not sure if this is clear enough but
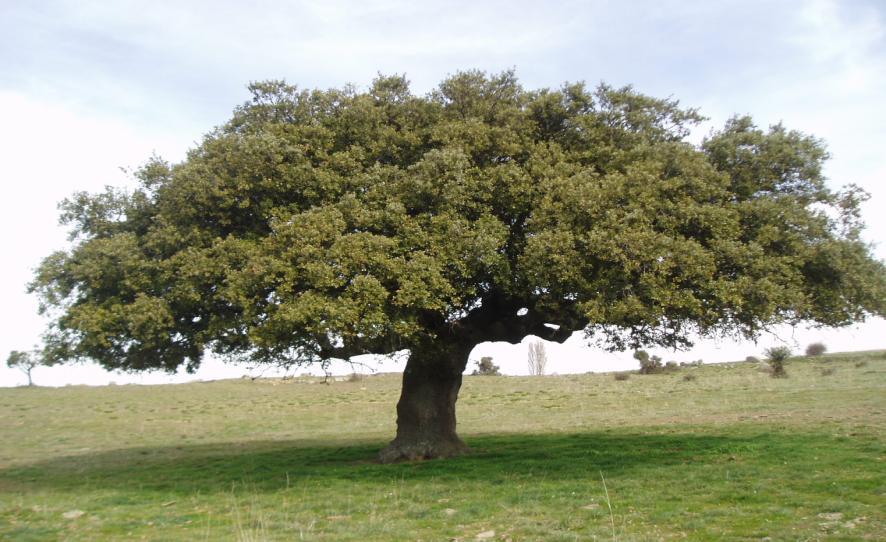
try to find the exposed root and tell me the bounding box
[377,436,470,463]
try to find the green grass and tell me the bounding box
[1,351,884,541]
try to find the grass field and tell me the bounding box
[1,351,884,541]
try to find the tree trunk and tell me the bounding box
[378,346,470,462]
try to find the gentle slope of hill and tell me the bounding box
[1,351,884,540]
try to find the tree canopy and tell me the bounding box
[30,71,886,459]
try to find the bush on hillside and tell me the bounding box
[764,346,792,378]
[472,357,501,376]
[634,350,663,374]
[805,342,827,356]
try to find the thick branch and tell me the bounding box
[456,293,584,345]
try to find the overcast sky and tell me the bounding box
[2,0,884,386]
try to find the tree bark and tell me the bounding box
[378,345,471,462]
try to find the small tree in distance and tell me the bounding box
[6,350,41,386]
[471,356,501,376]
[527,341,548,376]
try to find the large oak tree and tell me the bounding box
[31,72,885,461]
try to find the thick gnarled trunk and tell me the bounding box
[378,347,470,463]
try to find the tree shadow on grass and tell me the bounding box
[0,430,813,496]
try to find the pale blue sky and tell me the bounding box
[4,1,884,130]
[2,0,884,385]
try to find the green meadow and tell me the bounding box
[1,351,884,541]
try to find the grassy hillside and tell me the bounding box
[1,351,884,541]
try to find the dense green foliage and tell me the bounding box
[30,71,885,373]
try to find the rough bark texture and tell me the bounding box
[378,347,471,462]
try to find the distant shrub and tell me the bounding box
[805,342,827,357]
[347,372,364,382]
[664,361,679,372]
[614,372,630,381]
[820,367,835,377]
[746,356,760,363]
[854,360,868,368]
[472,356,501,376]
[764,346,792,378]
[682,373,697,382]
[765,346,792,362]
[634,350,663,374]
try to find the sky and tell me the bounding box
[1,0,884,386]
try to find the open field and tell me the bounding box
[1,351,884,541]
